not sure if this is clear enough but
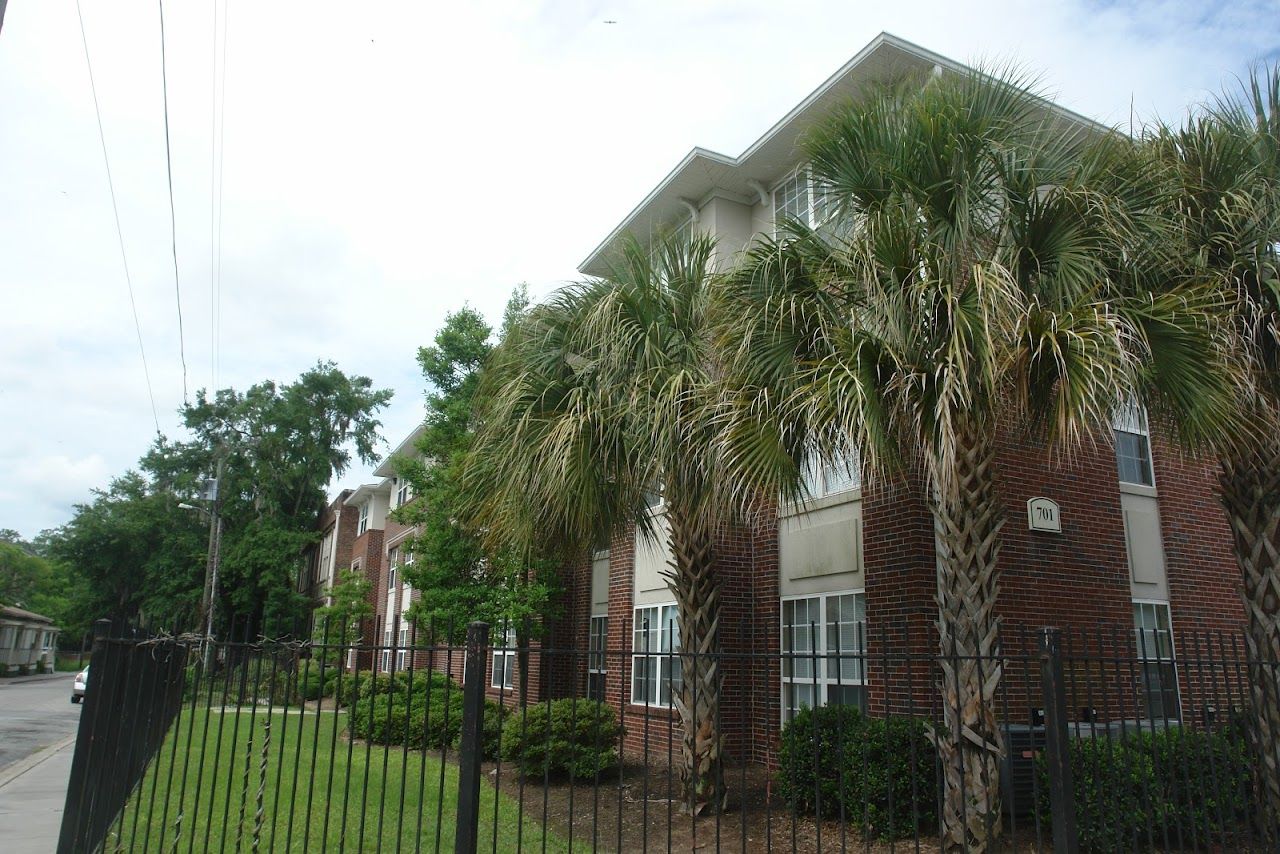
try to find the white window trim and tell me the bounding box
[780,589,868,725]
[358,502,370,536]
[395,478,412,509]
[1112,400,1157,489]
[588,615,608,675]
[396,628,408,671]
[630,603,680,707]
[380,627,392,673]
[772,167,830,234]
[491,626,516,690]
[1132,599,1183,720]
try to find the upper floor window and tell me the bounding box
[395,478,412,508]
[1113,400,1155,487]
[358,501,370,535]
[387,547,398,592]
[773,169,830,234]
[801,450,861,499]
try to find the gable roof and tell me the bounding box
[578,32,1107,277]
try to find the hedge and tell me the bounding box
[1036,725,1252,852]
[777,706,936,840]
[499,699,621,778]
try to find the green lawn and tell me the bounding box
[109,707,569,853]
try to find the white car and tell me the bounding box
[71,666,88,703]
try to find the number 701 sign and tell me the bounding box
[1027,497,1061,533]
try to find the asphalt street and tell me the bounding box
[0,674,81,770]
[0,674,81,852]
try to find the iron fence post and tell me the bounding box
[455,621,489,854]
[56,618,111,854]
[1039,626,1078,854]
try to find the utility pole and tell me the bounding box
[199,455,225,668]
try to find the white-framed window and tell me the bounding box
[631,604,680,706]
[1133,600,1181,721]
[358,501,370,535]
[380,627,392,673]
[588,615,608,701]
[41,631,53,651]
[1113,400,1155,487]
[491,626,516,690]
[0,626,14,649]
[802,450,861,499]
[387,546,398,594]
[781,590,867,723]
[401,550,412,600]
[396,628,408,671]
[773,168,831,234]
[395,478,412,508]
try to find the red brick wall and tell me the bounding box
[555,427,1245,763]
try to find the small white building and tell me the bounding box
[0,605,59,674]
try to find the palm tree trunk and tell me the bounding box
[664,504,727,816]
[931,427,1005,853]
[1220,436,1280,841]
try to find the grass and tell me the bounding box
[109,706,570,853]
[55,655,86,672]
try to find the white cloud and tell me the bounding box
[1,0,1276,536]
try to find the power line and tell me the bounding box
[214,0,231,391]
[75,0,162,437]
[210,0,217,392]
[157,0,188,406]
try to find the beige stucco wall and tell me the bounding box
[591,551,610,616]
[1122,488,1169,601]
[633,512,674,606]
[779,497,865,597]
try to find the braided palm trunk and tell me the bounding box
[931,427,1005,853]
[664,503,728,816]
[1219,433,1280,842]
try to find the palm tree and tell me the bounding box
[715,68,1229,851]
[465,232,754,815]
[1145,67,1280,834]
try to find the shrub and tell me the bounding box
[776,706,936,840]
[348,685,466,750]
[451,699,510,760]
[1036,726,1251,852]
[356,669,454,701]
[499,699,621,778]
[297,660,339,700]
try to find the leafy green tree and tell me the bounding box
[716,69,1229,850]
[315,566,374,644]
[143,362,392,638]
[395,292,559,643]
[45,472,207,629]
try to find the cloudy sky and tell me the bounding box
[1,0,1276,537]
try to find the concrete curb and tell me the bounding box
[0,733,76,790]
[0,672,74,687]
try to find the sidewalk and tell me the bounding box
[0,734,75,853]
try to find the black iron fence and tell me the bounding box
[58,616,1280,852]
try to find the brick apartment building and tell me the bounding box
[309,34,1247,766]
[535,33,1245,760]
